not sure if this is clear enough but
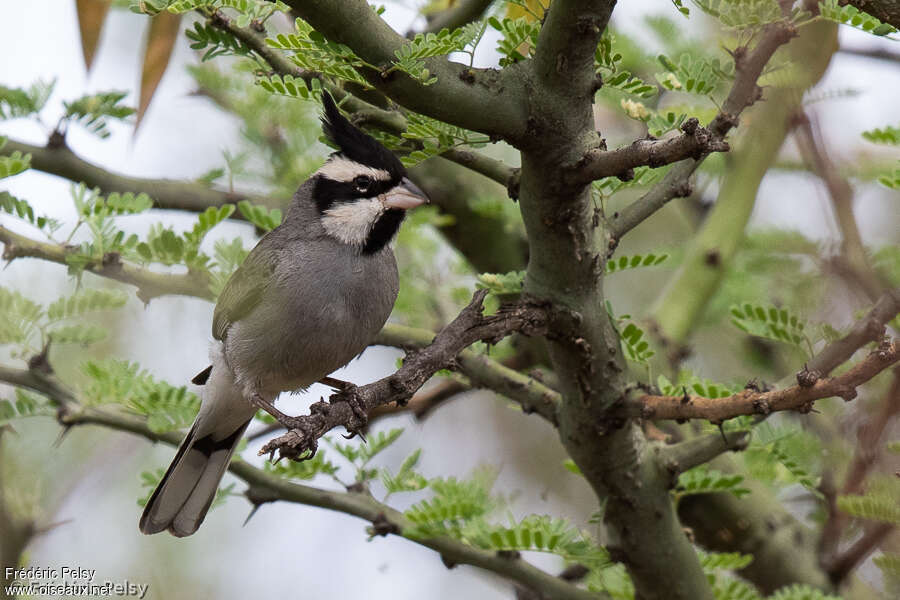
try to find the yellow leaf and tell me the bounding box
[506,0,548,22]
[136,12,181,133]
[76,0,112,72]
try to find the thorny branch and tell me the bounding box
[0,137,270,215]
[627,338,899,422]
[0,225,213,303]
[0,365,601,600]
[259,290,550,460]
[610,21,798,238]
[206,8,518,190]
[568,119,730,186]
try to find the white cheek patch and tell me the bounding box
[321,197,385,248]
[315,156,392,184]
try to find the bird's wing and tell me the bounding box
[212,237,278,341]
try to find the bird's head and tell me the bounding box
[312,92,428,254]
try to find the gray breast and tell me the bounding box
[224,238,398,397]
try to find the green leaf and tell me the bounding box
[404,469,496,538]
[393,27,480,85]
[676,466,750,499]
[47,323,108,345]
[0,192,60,233]
[381,449,428,494]
[0,389,54,425]
[586,563,635,600]
[767,584,842,600]
[729,303,810,353]
[691,0,784,29]
[606,253,669,274]
[82,359,200,432]
[399,111,490,167]
[0,150,31,179]
[265,450,340,480]
[475,270,525,297]
[819,0,898,37]
[256,73,322,100]
[46,289,128,321]
[488,16,540,66]
[711,576,761,600]
[656,52,733,95]
[265,19,372,88]
[0,79,55,120]
[0,287,44,346]
[836,494,900,525]
[358,427,404,464]
[64,91,135,138]
[468,515,610,568]
[698,550,754,572]
[862,125,900,145]
[620,321,656,364]
[593,165,667,198]
[237,200,282,232]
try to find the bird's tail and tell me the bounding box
[139,360,255,537]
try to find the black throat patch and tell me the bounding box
[362,208,405,255]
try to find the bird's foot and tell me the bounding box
[328,383,368,440]
[259,418,319,463]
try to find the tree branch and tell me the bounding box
[421,0,495,34]
[283,0,529,142]
[0,364,601,600]
[660,430,750,474]
[807,288,900,376]
[531,1,614,98]
[819,366,900,574]
[259,291,550,459]
[0,137,271,214]
[824,522,895,584]
[627,339,899,421]
[610,22,798,238]
[794,112,886,301]
[207,7,518,189]
[0,225,212,302]
[374,323,561,425]
[566,119,729,186]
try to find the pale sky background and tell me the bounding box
[0,2,898,599]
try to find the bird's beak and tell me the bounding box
[381,177,429,210]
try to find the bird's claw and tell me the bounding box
[330,383,368,439]
[259,418,319,462]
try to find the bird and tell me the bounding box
[139,92,428,537]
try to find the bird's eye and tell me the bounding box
[354,175,373,192]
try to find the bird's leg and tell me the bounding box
[248,393,300,430]
[319,375,354,391]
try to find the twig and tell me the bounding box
[0,138,270,215]
[259,291,551,460]
[825,522,895,584]
[807,288,900,376]
[610,21,797,238]
[819,366,900,567]
[793,112,885,300]
[207,8,518,189]
[567,119,730,186]
[660,430,751,474]
[627,339,899,421]
[0,225,212,303]
[0,364,599,600]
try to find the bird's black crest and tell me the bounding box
[320,92,405,179]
